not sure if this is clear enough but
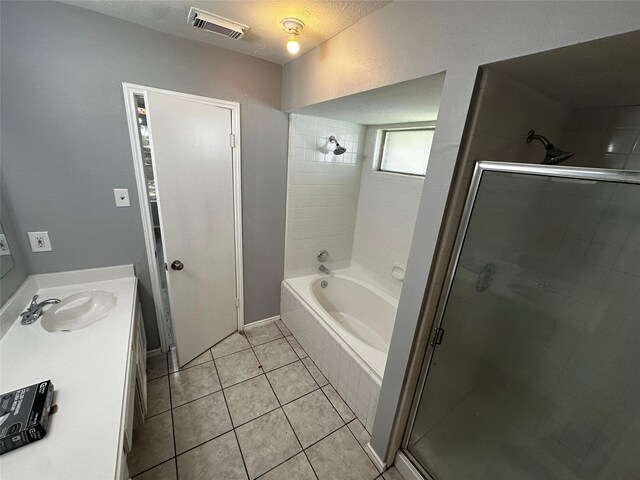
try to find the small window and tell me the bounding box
[377,128,434,176]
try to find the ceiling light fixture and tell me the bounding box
[281,18,304,54]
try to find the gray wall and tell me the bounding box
[282,0,640,463]
[0,1,288,348]
[0,182,32,306]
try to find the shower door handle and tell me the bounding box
[171,260,184,271]
[430,327,445,347]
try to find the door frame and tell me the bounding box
[122,83,245,352]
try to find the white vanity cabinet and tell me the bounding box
[118,299,148,480]
[0,266,144,479]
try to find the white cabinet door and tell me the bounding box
[145,91,238,366]
[134,302,147,416]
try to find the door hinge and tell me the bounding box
[230,134,236,148]
[235,297,240,308]
[430,327,445,347]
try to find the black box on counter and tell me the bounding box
[0,380,54,455]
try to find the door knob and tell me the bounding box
[171,260,184,271]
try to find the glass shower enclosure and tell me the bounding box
[404,162,640,480]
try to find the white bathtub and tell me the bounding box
[286,273,396,378]
[281,270,398,431]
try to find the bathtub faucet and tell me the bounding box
[319,265,330,275]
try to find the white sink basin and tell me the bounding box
[41,290,117,332]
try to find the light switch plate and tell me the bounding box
[114,188,131,207]
[28,231,52,252]
[0,233,11,256]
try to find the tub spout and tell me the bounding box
[319,265,330,275]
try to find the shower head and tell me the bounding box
[543,148,574,165]
[526,130,574,165]
[329,136,347,155]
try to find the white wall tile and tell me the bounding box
[350,123,426,296]
[284,114,365,278]
[560,105,640,170]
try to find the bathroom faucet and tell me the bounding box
[319,265,330,275]
[20,295,61,325]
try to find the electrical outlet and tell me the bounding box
[28,231,52,252]
[0,234,11,256]
[113,188,131,207]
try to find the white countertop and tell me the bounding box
[0,266,137,480]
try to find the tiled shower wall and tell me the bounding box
[413,75,640,477]
[351,124,426,297]
[466,69,569,165]
[560,105,640,170]
[428,72,640,436]
[418,172,640,479]
[284,114,365,278]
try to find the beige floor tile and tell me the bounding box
[215,349,262,388]
[258,452,315,480]
[347,419,371,447]
[382,466,404,480]
[168,348,212,373]
[254,337,298,372]
[286,336,308,358]
[146,376,171,418]
[323,384,356,423]
[173,392,232,454]
[306,426,379,480]
[266,361,318,404]
[245,322,283,346]
[169,361,221,407]
[132,459,176,480]
[177,431,247,480]
[236,409,301,479]
[301,356,328,387]
[127,411,175,476]
[211,332,251,359]
[283,390,344,448]
[146,354,168,380]
[275,319,292,336]
[224,375,280,427]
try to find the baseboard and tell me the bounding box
[146,348,163,358]
[365,442,387,473]
[394,450,427,480]
[243,315,280,330]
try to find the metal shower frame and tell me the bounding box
[399,161,640,480]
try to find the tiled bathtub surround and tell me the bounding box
[281,282,381,433]
[352,123,427,297]
[284,114,365,278]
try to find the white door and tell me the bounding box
[145,91,238,367]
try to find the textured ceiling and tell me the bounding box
[61,0,390,65]
[294,72,446,125]
[488,30,640,108]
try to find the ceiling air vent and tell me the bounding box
[188,7,248,40]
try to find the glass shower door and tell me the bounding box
[405,163,640,480]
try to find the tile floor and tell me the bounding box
[129,319,403,480]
